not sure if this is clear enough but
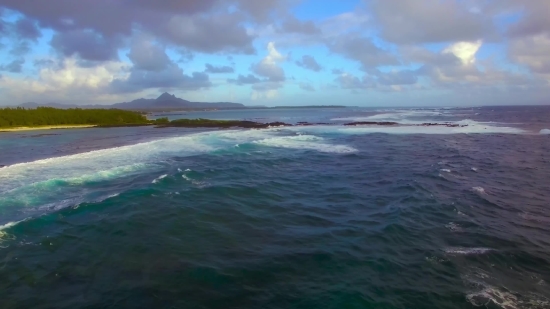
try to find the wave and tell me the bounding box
[466,285,549,309]
[472,187,486,194]
[253,135,357,153]
[332,110,447,122]
[0,220,23,231]
[152,174,168,184]
[444,247,493,255]
[540,129,550,134]
[337,120,525,135]
[0,128,358,226]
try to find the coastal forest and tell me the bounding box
[0,107,149,128]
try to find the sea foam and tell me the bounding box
[472,187,486,194]
[253,135,357,153]
[444,247,493,255]
[152,174,168,184]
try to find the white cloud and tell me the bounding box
[251,42,286,81]
[443,40,482,65]
[0,57,130,104]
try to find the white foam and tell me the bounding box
[0,220,25,243]
[445,222,462,232]
[253,135,357,153]
[471,167,478,172]
[0,220,22,231]
[332,110,446,122]
[440,169,451,173]
[152,174,168,184]
[472,187,486,194]
[0,128,361,226]
[466,286,549,309]
[338,121,525,135]
[467,287,519,309]
[540,129,550,134]
[0,133,215,193]
[444,247,493,255]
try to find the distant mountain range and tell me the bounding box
[19,93,246,111]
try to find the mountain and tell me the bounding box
[17,93,245,111]
[111,92,244,110]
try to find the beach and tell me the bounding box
[0,124,97,132]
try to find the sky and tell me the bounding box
[0,0,549,107]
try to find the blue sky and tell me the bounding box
[0,0,549,106]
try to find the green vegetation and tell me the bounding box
[153,117,170,124]
[0,107,150,128]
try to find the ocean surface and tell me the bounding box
[1,106,550,309]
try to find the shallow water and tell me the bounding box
[1,106,550,308]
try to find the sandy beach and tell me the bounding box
[0,125,97,132]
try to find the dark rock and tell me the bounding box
[156,119,292,129]
[344,121,398,126]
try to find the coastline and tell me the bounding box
[0,124,97,132]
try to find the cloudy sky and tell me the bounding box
[0,0,549,106]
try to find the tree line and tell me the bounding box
[0,107,150,128]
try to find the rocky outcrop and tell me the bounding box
[344,121,398,126]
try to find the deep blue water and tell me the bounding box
[1,106,550,308]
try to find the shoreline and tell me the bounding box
[0,124,97,132]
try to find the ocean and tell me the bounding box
[1,106,550,309]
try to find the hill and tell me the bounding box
[18,93,245,111]
[112,93,245,110]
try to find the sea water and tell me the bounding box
[1,106,550,308]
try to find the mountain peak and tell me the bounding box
[157,92,176,100]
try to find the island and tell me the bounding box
[0,107,471,132]
[0,107,151,131]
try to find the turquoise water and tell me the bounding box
[1,107,550,308]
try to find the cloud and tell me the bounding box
[205,63,234,73]
[9,41,31,55]
[250,80,284,101]
[33,58,56,68]
[14,17,41,41]
[299,82,315,91]
[111,67,211,93]
[1,0,257,56]
[251,42,286,82]
[375,70,418,86]
[0,57,129,104]
[235,0,298,22]
[509,34,550,74]
[443,41,482,65]
[368,0,495,44]
[280,16,321,35]
[410,41,538,90]
[227,74,262,85]
[162,13,255,54]
[51,29,121,61]
[335,72,373,89]
[320,11,370,38]
[127,36,171,72]
[296,55,322,72]
[505,1,550,38]
[334,69,417,90]
[329,35,399,70]
[0,58,25,73]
